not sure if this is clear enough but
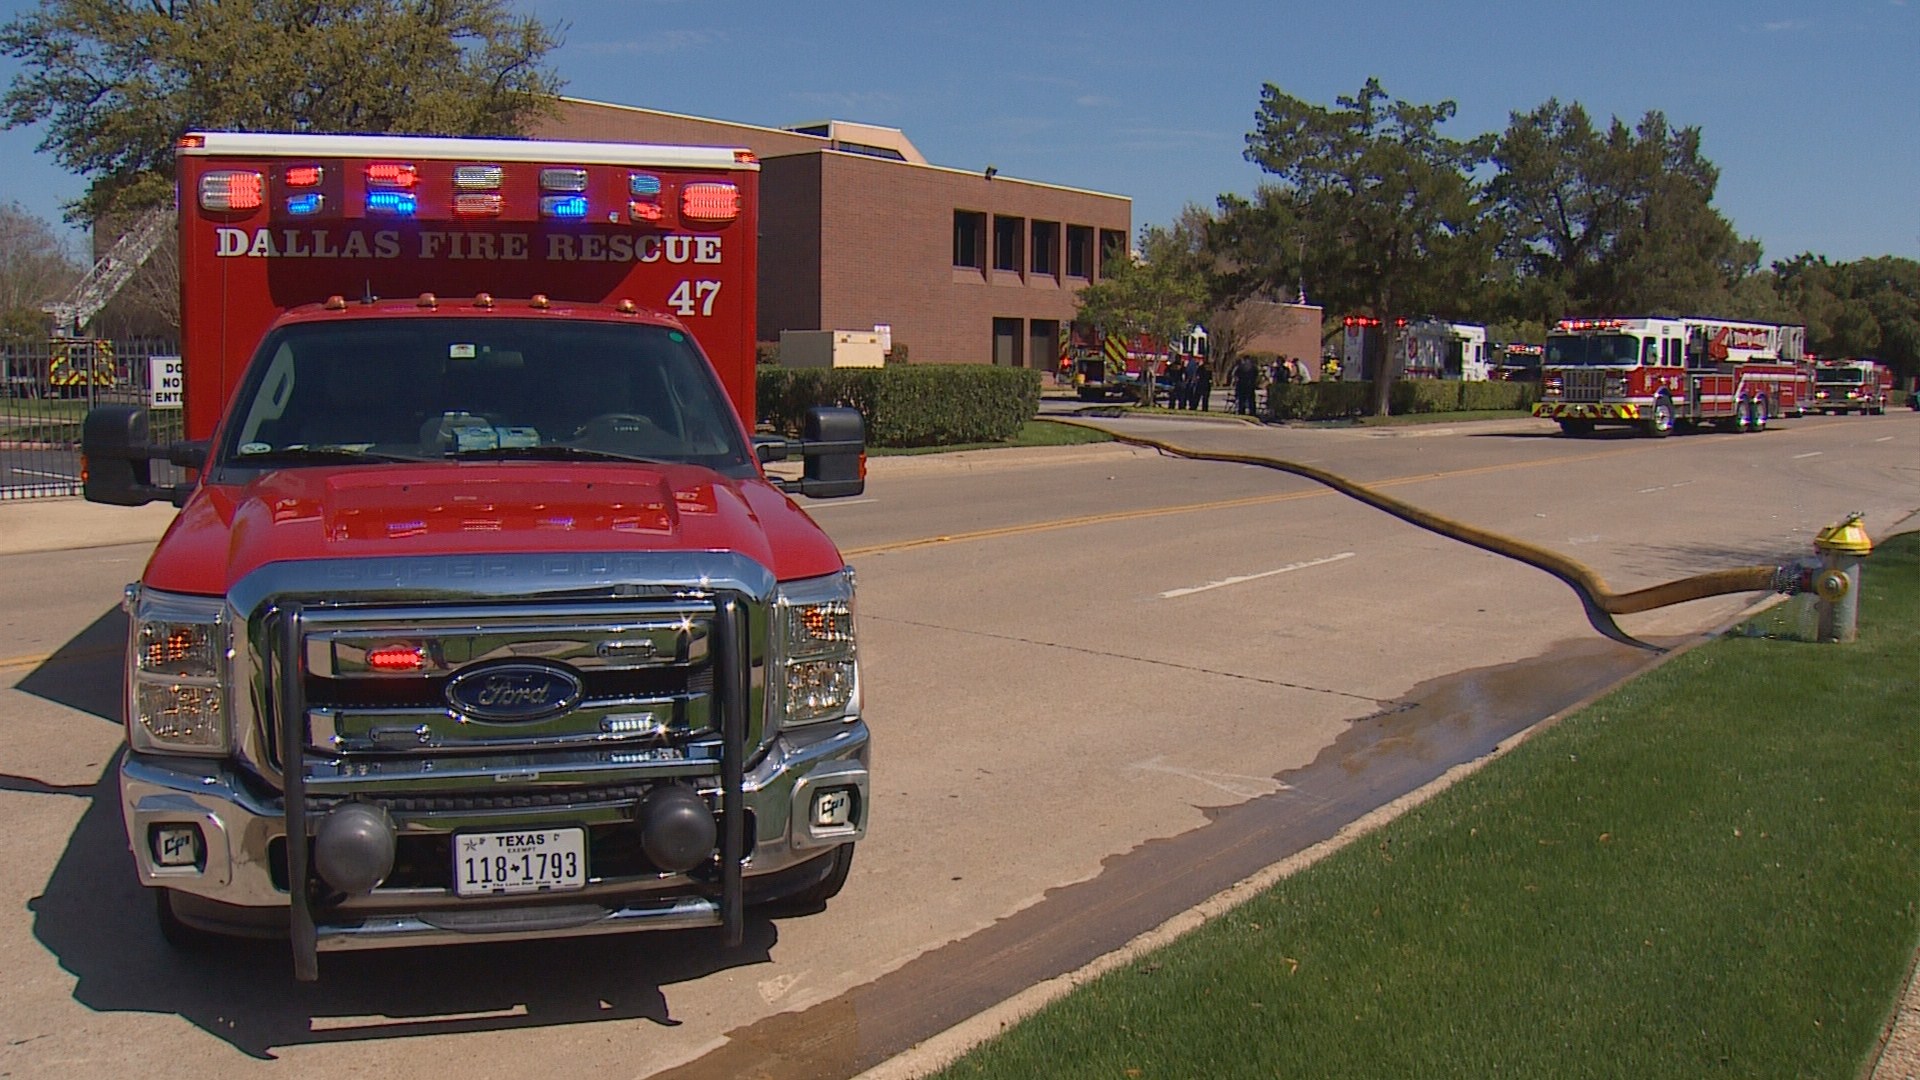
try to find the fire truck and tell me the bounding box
[1532,316,1811,437]
[78,132,871,980]
[1809,357,1893,415]
[1070,323,1203,403]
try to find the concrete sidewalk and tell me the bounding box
[0,496,180,558]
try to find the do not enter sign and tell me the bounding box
[149,355,182,409]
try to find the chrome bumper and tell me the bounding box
[121,718,869,949]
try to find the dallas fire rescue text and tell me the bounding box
[214,226,726,264]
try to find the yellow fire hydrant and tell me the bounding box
[1812,513,1872,643]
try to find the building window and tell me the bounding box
[1030,319,1060,373]
[993,215,1024,273]
[1066,225,1093,279]
[1031,220,1059,278]
[954,211,986,270]
[1098,229,1128,279]
[993,317,1024,367]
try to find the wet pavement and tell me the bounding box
[651,636,1669,1079]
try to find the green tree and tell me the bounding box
[1,0,564,223]
[1775,254,1920,383]
[1236,77,1492,414]
[0,202,81,343]
[1073,224,1208,405]
[1487,100,1757,324]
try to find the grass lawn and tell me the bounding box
[937,531,1920,1079]
[870,418,1112,456]
[0,397,88,441]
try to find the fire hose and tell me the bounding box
[1049,418,1797,652]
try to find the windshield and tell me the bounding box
[1816,368,1865,384]
[1544,333,1642,367]
[214,318,753,477]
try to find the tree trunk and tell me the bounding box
[1373,323,1402,417]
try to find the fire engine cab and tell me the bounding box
[1532,316,1810,437]
[1810,357,1893,415]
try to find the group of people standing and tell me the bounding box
[1160,354,1322,416]
[1162,354,1214,410]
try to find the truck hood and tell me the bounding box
[141,463,847,597]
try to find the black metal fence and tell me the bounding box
[0,338,185,500]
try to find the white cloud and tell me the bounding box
[1759,18,1809,30]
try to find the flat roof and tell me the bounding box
[557,96,1129,204]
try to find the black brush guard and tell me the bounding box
[274,594,751,982]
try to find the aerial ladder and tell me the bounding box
[40,208,168,391]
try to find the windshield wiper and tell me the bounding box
[448,445,673,465]
[230,446,432,465]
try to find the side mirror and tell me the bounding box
[81,405,158,506]
[779,406,865,499]
[81,405,199,507]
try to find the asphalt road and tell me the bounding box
[2,411,1916,1078]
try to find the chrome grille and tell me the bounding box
[1562,369,1606,403]
[294,603,717,762]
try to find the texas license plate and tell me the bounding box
[454,828,587,897]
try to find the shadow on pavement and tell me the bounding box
[20,621,782,1061]
[14,605,129,724]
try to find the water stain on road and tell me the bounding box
[652,635,1679,1080]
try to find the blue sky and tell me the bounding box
[2,0,1915,267]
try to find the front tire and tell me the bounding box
[771,845,855,910]
[1643,397,1674,438]
[153,888,222,951]
[1558,419,1594,437]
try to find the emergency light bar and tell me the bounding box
[453,164,503,191]
[365,162,418,189]
[1557,318,1628,331]
[540,167,589,192]
[453,193,504,218]
[366,191,417,217]
[199,171,264,212]
[682,182,740,224]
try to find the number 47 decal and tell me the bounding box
[668,280,721,317]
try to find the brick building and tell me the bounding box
[533,98,1132,369]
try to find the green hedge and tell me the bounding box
[1266,379,1540,420]
[758,364,1040,447]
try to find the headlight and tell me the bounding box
[127,588,231,754]
[772,568,858,729]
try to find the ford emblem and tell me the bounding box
[444,661,583,723]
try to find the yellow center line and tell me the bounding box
[0,645,121,673]
[842,444,1645,558]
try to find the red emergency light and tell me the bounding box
[198,171,263,212]
[453,193,504,218]
[682,182,741,224]
[284,165,323,188]
[1557,318,1628,331]
[366,645,425,673]
[365,162,418,189]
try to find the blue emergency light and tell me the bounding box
[366,191,417,216]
